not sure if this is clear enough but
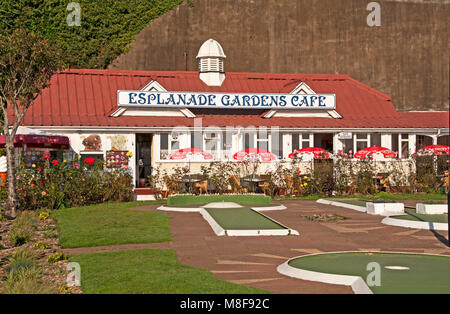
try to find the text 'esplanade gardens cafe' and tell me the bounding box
[20,39,449,190]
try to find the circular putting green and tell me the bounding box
[287,252,450,294]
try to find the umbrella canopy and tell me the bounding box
[233,148,277,162]
[289,147,331,159]
[0,127,69,149]
[416,145,450,156]
[353,146,397,159]
[169,148,214,161]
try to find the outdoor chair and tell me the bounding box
[441,171,449,193]
[194,179,208,195]
[283,174,295,195]
[258,179,270,195]
[229,175,248,194]
[346,174,358,195]
[164,176,181,196]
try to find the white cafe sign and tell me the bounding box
[117,91,336,110]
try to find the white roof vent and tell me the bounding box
[196,39,226,86]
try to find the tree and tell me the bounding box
[0,28,63,217]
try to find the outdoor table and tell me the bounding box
[243,177,265,193]
[181,176,201,193]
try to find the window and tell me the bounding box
[391,134,410,158]
[204,131,220,159]
[159,133,180,160]
[243,131,256,149]
[271,133,283,159]
[191,132,203,150]
[222,131,233,160]
[371,134,381,147]
[256,131,269,151]
[400,134,409,158]
[417,135,433,150]
[292,133,312,150]
[355,133,369,151]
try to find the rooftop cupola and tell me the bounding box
[196,39,226,86]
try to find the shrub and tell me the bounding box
[8,211,36,247]
[1,267,57,294]
[32,241,49,251]
[47,252,66,264]
[7,248,38,275]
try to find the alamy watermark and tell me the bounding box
[67,2,81,27]
[366,2,381,27]
[66,262,81,287]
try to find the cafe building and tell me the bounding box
[20,39,449,194]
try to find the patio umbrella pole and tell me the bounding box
[448,191,449,247]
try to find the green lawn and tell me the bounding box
[205,207,286,230]
[70,249,268,294]
[167,194,272,205]
[52,201,171,248]
[288,252,450,294]
[391,208,448,224]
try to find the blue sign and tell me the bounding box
[117,91,336,110]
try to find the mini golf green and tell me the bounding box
[391,208,448,224]
[288,252,450,294]
[205,207,286,230]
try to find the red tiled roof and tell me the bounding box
[19,69,449,129]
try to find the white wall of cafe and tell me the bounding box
[26,126,449,187]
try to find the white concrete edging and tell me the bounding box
[366,202,404,216]
[157,205,201,212]
[251,205,287,211]
[277,260,372,294]
[382,217,448,231]
[416,203,448,215]
[317,199,366,212]
[199,207,299,237]
[199,208,226,236]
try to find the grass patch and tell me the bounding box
[167,194,272,205]
[288,252,450,294]
[52,201,171,248]
[205,207,285,230]
[391,208,448,223]
[70,249,268,294]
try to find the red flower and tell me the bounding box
[73,162,79,168]
[38,167,43,172]
[51,160,59,166]
[84,158,95,166]
[42,151,51,160]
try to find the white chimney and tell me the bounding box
[196,39,226,86]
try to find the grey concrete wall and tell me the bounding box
[109,0,449,111]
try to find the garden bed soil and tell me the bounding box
[0,213,82,294]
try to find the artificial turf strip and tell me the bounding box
[52,201,171,248]
[167,194,272,205]
[205,207,286,230]
[288,252,450,294]
[391,208,448,223]
[70,249,268,294]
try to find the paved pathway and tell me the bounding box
[66,200,450,294]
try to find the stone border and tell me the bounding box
[317,199,366,212]
[199,208,226,236]
[277,251,450,294]
[199,208,299,237]
[157,205,201,212]
[382,217,448,231]
[251,205,287,211]
[416,203,448,215]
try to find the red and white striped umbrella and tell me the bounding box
[288,147,331,159]
[233,148,277,162]
[170,148,214,160]
[353,146,397,159]
[416,145,450,156]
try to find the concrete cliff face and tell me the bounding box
[109,0,449,112]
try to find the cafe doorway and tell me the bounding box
[136,133,153,188]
